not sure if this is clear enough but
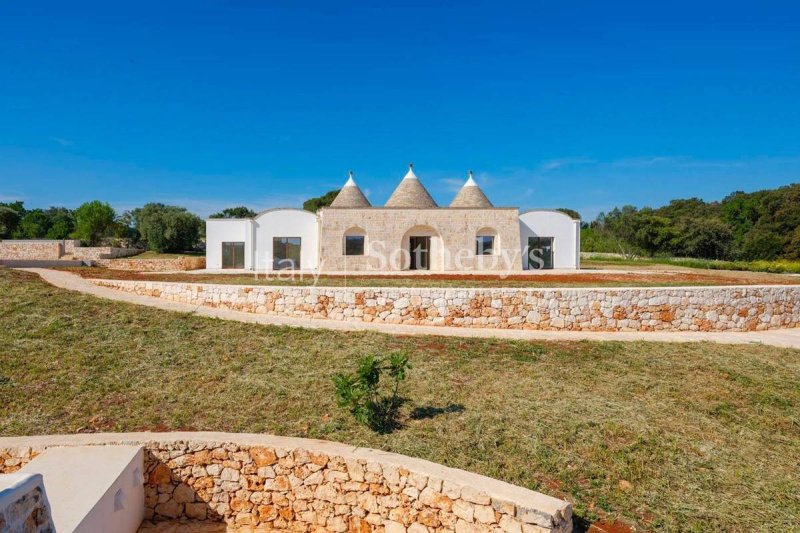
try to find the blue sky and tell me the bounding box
[1,1,798,220]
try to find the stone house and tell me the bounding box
[205,166,580,272]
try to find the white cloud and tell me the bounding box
[48,136,74,147]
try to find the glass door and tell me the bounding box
[273,237,301,270]
[527,237,553,270]
[409,236,430,270]
[222,242,245,269]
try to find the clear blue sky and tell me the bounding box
[1,1,798,220]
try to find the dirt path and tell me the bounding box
[23,268,800,349]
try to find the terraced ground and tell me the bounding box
[1,268,798,531]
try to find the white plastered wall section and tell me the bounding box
[519,210,581,269]
[253,209,320,271]
[205,219,254,270]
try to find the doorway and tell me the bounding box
[221,242,245,269]
[528,236,554,269]
[273,237,301,270]
[409,236,430,270]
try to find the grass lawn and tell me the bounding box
[1,268,798,531]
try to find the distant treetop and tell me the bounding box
[209,206,256,219]
[303,190,340,212]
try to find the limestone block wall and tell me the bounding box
[0,240,141,262]
[0,472,53,533]
[0,240,62,260]
[93,279,800,332]
[0,432,573,533]
[318,208,523,272]
[95,256,206,271]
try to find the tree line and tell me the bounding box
[0,200,205,253]
[582,183,800,261]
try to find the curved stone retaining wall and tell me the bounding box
[92,279,800,332]
[0,432,572,532]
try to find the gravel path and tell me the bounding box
[23,268,800,349]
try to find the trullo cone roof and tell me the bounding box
[449,171,493,208]
[384,164,438,208]
[330,172,371,208]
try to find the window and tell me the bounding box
[476,235,494,255]
[345,235,365,255]
[273,237,301,270]
[221,242,245,269]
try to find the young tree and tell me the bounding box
[72,201,117,245]
[133,203,202,253]
[209,206,256,219]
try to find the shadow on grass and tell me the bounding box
[409,403,466,420]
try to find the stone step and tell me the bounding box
[20,445,144,533]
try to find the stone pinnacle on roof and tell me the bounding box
[450,170,493,208]
[385,163,438,208]
[330,170,371,208]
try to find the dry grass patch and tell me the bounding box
[1,268,798,531]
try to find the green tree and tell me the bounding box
[72,201,116,245]
[741,228,784,260]
[16,209,50,238]
[133,203,202,253]
[675,218,733,260]
[303,190,340,212]
[0,201,25,238]
[209,206,256,219]
[43,207,75,239]
[556,208,581,220]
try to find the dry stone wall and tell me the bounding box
[93,279,800,332]
[0,433,573,533]
[0,241,62,260]
[95,256,206,271]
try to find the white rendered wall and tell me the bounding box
[205,219,254,270]
[519,210,580,269]
[253,209,319,271]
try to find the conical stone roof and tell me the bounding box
[330,171,371,208]
[385,164,438,208]
[450,171,493,208]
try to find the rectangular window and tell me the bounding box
[345,235,365,256]
[221,242,245,269]
[476,236,494,255]
[273,237,301,270]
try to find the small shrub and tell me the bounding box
[332,353,411,433]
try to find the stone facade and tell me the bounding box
[0,433,573,533]
[92,279,800,332]
[318,208,522,272]
[96,256,206,271]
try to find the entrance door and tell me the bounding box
[221,242,245,269]
[409,236,430,270]
[273,237,301,270]
[528,237,554,270]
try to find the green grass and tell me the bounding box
[584,254,800,274]
[1,268,799,531]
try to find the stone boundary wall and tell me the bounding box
[0,472,53,533]
[92,279,800,332]
[0,432,572,533]
[0,239,141,263]
[96,256,206,272]
[0,241,62,260]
